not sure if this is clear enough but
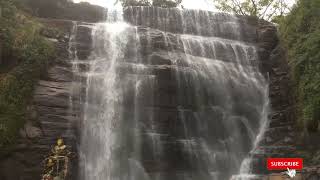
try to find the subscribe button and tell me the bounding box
[267,158,303,170]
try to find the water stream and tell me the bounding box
[76,7,269,180]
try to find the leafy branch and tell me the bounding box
[214,0,291,21]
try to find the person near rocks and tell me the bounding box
[42,138,74,180]
[42,158,55,180]
[52,138,70,156]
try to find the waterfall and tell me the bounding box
[78,7,269,180]
[65,21,79,145]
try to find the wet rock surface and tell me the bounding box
[0,19,93,180]
[0,6,303,180]
[245,21,298,177]
[263,166,320,180]
[79,7,268,180]
[124,6,258,43]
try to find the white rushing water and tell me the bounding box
[77,7,270,180]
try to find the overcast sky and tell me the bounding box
[73,0,296,12]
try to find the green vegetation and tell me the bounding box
[152,0,182,7]
[115,0,183,8]
[296,149,320,166]
[116,0,151,7]
[0,0,55,146]
[18,0,105,22]
[278,0,320,132]
[214,0,289,21]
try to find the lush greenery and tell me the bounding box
[214,0,289,21]
[152,0,182,7]
[115,0,183,8]
[0,0,54,146]
[116,0,151,7]
[17,0,104,22]
[278,0,320,132]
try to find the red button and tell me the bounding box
[267,158,303,170]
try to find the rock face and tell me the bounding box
[79,7,269,180]
[0,19,93,180]
[123,6,258,42]
[248,22,297,175]
[265,166,320,180]
[0,6,299,180]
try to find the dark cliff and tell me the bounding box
[122,7,297,178]
[0,18,97,179]
[0,5,311,180]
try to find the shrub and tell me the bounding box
[116,0,182,8]
[0,0,55,146]
[279,0,320,131]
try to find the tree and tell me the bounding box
[115,0,182,8]
[214,0,291,21]
[278,0,320,132]
[152,0,182,8]
[115,0,151,7]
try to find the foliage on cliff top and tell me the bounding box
[214,0,290,21]
[278,0,320,132]
[116,0,182,8]
[17,0,105,22]
[0,0,55,146]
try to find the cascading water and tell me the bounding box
[78,7,270,180]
